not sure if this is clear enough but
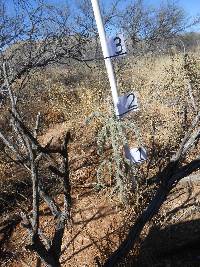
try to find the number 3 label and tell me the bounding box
[117,92,139,117]
[108,33,127,57]
[114,36,123,55]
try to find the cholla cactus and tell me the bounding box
[86,110,142,203]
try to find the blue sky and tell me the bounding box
[37,0,200,18]
[146,0,199,18]
[5,0,200,17]
[67,0,198,15]
[46,0,200,31]
[4,0,200,31]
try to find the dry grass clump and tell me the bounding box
[117,51,200,150]
[13,63,110,130]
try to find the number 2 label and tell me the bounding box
[126,93,138,110]
[117,92,139,117]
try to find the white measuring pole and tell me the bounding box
[91,0,119,116]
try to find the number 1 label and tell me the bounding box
[124,146,147,164]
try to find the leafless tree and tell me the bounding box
[0,0,90,87]
[118,0,200,54]
[0,61,72,266]
[180,32,200,50]
[0,1,78,265]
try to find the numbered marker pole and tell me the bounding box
[91,0,147,165]
[90,0,119,116]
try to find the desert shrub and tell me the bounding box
[119,52,199,145]
[88,50,200,191]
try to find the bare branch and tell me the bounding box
[34,112,41,139]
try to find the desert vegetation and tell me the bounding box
[1,0,200,266]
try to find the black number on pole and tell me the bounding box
[127,93,137,110]
[114,36,123,55]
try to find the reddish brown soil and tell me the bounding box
[1,122,200,267]
[4,189,133,267]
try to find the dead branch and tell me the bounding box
[0,62,72,266]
